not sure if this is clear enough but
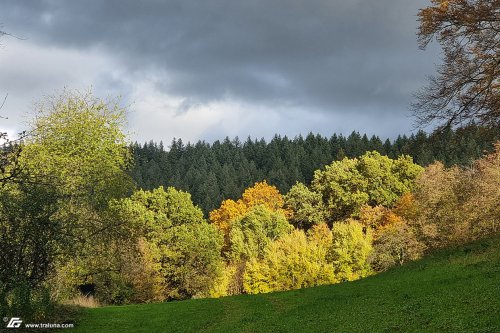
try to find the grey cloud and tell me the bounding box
[1,0,438,140]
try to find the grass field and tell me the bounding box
[73,236,500,333]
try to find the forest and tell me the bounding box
[0,91,498,321]
[131,126,499,214]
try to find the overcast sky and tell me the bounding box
[0,0,438,144]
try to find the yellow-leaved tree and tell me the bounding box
[208,181,292,296]
[243,226,336,294]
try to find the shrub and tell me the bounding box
[0,279,54,322]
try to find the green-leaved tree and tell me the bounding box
[113,186,224,300]
[312,152,423,223]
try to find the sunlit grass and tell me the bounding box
[73,236,500,333]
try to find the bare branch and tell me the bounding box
[413,0,500,129]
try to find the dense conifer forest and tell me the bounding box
[131,125,499,213]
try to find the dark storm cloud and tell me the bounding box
[2,0,436,120]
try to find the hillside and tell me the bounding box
[73,236,500,333]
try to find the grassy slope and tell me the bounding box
[74,236,500,333]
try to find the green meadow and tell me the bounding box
[73,236,500,333]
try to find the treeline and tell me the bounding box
[131,125,499,213]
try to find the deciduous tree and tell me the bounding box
[413,0,500,128]
[243,229,335,294]
[410,143,500,248]
[229,205,292,262]
[210,181,288,245]
[370,221,425,272]
[284,182,326,229]
[311,152,423,223]
[2,90,134,308]
[113,186,224,300]
[329,221,373,281]
[20,90,133,207]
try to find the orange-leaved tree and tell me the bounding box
[413,0,500,128]
[209,199,246,237]
[241,180,284,211]
[209,181,288,243]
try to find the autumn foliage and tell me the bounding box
[3,95,499,317]
[209,181,287,239]
[414,0,499,128]
[208,199,246,237]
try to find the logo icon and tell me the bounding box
[6,317,22,328]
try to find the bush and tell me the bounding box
[121,239,166,303]
[0,279,54,322]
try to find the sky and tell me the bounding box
[0,0,439,144]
